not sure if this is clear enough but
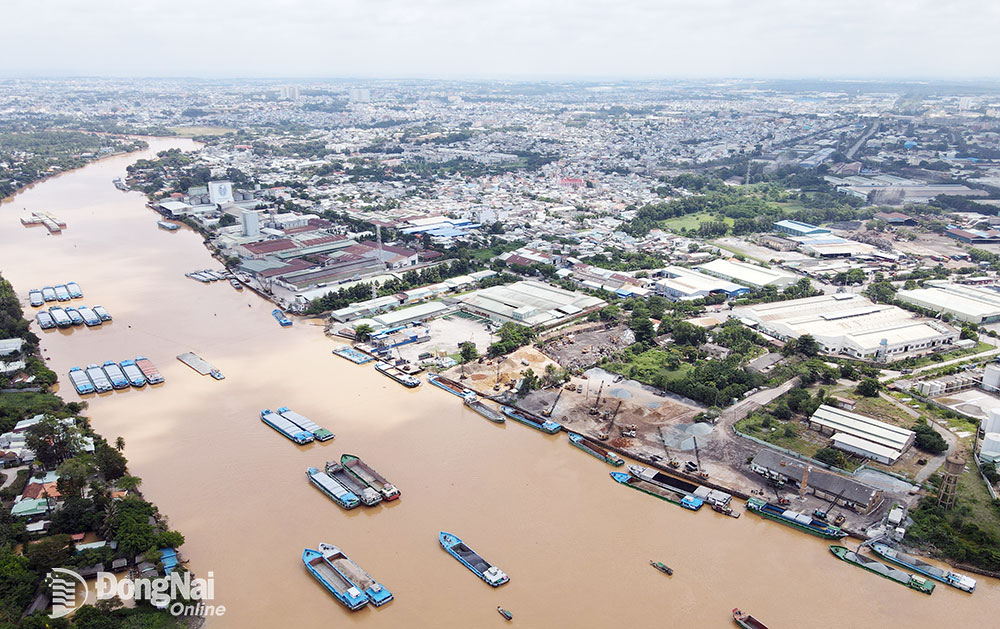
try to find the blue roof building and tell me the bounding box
[774,220,831,237]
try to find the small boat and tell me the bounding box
[93,305,112,321]
[306,467,360,510]
[733,608,768,629]
[302,548,369,611]
[68,367,95,395]
[374,361,421,388]
[332,345,375,364]
[439,532,509,587]
[341,454,400,500]
[210,369,225,380]
[746,497,846,539]
[325,462,382,506]
[54,285,71,301]
[650,561,673,576]
[41,286,57,302]
[157,220,180,231]
[28,289,44,307]
[317,543,393,607]
[568,433,624,466]
[464,396,505,423]
[272,308,292,327]
[36,311,56,329]
[66,282,83,298]
[497,607,513,621]
[829,545,935,594]
[65,307,84,326]
[120,359,147,387]
[135,356,164,384]
[869,542,975,593]
[713,503,741,518]
[499,405,561,434]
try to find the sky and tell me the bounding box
[5,0,1000,80]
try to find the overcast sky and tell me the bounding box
[5,0,1000,80]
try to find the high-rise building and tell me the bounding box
[279,86,300,100]
[349,88,371,103]
[241,210,260,237]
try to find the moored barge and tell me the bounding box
[464,397,505,423]
[499,405,561,434]
[439,532,509,587]
[341,454,400,500]
[317,543,393,607]
[829,545,935,594]
[746,497,847,539]
[278,406,334,441]
[135,356,164,384]
[325,462,382,506]
[332,345,374,364]
[870,542,975,593]
[302,547,369,610]
[610,471,704,511]
[569,433,624,466]
[307,467,359,510]
[374,361,421,388]
[260,409,314,445]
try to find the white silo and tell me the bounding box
[983,364,1000,392]
[981,433,1000,462]
[983,409,1000,434]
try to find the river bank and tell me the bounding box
[2,137,998,628]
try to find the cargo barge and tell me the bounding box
[306,467,359,509]
[157,220,180,231]
[272,308,292,327]
[325,462,383,506]
[341,454,400,500]
[332,345,375,364]
[733,608,768,629]
[829,545,935,594]
[439,532,509,587]
[176,352,215,376]
[260,409,314,445]
[374,361,421,388]
[499,405,561,434]
[85,364,113,393]
[66,282,83,298]
[36,311,55,329]
[48,307,72,328]
[629,465,731,508]
[278,407,334,441]
[569,433,624,466]
[29,289,44,307]
[77,306,101,327]
[317,543,393,607]
[119,360,147,387]
[609,471,704,511]
[302,547,369,611]
[102,361,130,389]
[746,497,847,539]
[54,285,71,301]
[92,305,112,322]
[464,397,505,423]
[135,356,164,384]
[68,367,95,395]
[870,542,976,593]
[427,373,476,398]
[65,307,84,326]
[41,286,57,302]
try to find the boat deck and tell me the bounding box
[309,557,355,593]
[177,352,215,375]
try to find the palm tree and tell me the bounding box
[118,475,142,492]
[115,436,125,452]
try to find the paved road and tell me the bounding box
[721,377,801,426]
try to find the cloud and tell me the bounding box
[3,0,999,79]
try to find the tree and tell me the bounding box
[0,547,39,625]
[961,325,979,342]
[773,402,792,420]
[55,457,94,500]
[115,436,125,452]
[598,304,620,322]
[117,475,143,492]
[488,323,536,357]
[25,416,84,468]
[26,534,73,574]
[630,313,656,345]
[459,342,478,363]
[672,321,707,347]
[353,323,374,342]
[519,369,539,394]
[855,378,881,397]
[156,530,186,549]
[814,447,847,468]
[913,421,948,454]
[95,442,128,481]
[795,334,820,357]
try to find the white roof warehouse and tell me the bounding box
[732,293,958,360]
[458,280,605,329]
[697,258,800,289]
[896,281,1000,325]
[808,404,915,465]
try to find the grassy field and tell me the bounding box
[165,126,233,137]
[891,341,995,370]
[659,211,734,232]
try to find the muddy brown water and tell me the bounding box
[1,138,997,628]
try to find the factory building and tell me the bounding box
[732,293,959,361]
[749,450,883,514]
[896,281,1000,325]
[697,258,800,290]
[808,405,915,465]
[654,266,749,301]
[773,220,831,237]
[458,280,605,329]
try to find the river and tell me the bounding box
[1,137,996,628]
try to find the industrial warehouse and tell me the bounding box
[807,405,916,465]
[653,266,749,301]
[732,293,959,360]
[896,281,1000,324]
[749,450,884,514]
[697,257,800,289]
[457,280,606,328]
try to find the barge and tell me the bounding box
[439,532,509,587]
[260,409,314,445]
[278,407,334,442]
[332,345,374,364]
[29,289,44,307]
[569,433,624,466]
[66,282,83,298]
[499,405,561,434]
[870,542,976,593]
[272,308,293,327]
[829,545,935,594]
[610,471,704,511]
[68,367,95,395]
[157,220,180,231]
[36,311,55,329]
[733,608,768,629]
[302,547,369,611]
[102,361,130,389]
[76,306,102,326]
[54,285,71,301]
[85,364,113,393]
[41,286,57,302]
[628,465,731,508]
[427,373,476,398]
[65,307,84,326]
[135,356,164,384]
[317,543,393,607]
[464,397,505,423]
[92,305,112,321]
[307,467,359,510]
[374,361,421,388]
[325,462,382,506]
[341,454,400,500]
[176,352,215,375]
[48,307,72,328]
[746,497,847,539]
[120,359,148,387]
